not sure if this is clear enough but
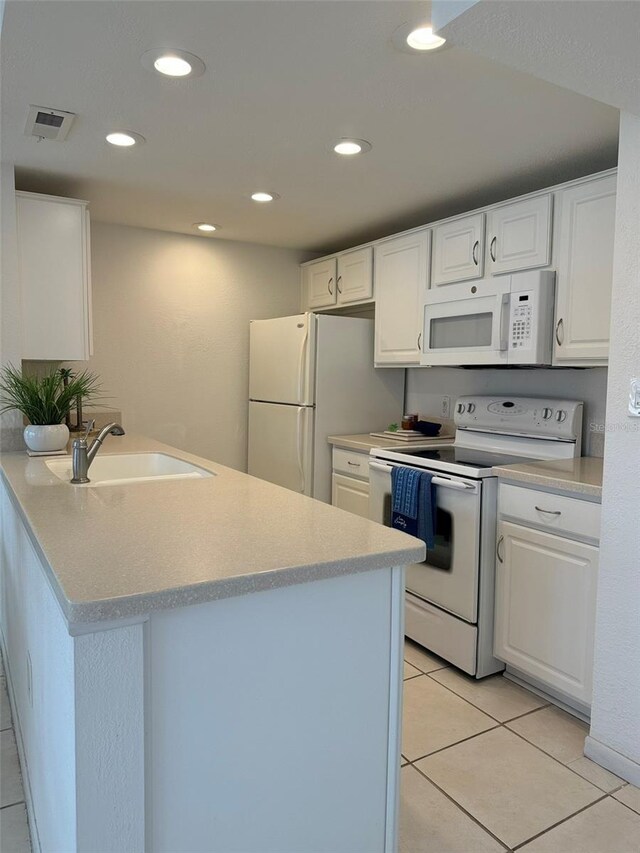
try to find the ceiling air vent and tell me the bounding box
[25,105,76,141]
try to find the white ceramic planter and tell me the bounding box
[24,424,70,453]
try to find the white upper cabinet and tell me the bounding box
[431,213,484,286]
[302,248,373,311]
[304,257,338,309]
[374,229,430,366]
[16,192,93,362]
[337,246,373,304]
[486,194,552,275]
[553,174,617,364]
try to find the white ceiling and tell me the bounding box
[1,1,619,252]
[436,0,640,117]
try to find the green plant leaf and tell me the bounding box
[0,364,107,425]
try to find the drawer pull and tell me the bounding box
[535,506,562,516]
[496,535,504,563]
[347,461,361,467]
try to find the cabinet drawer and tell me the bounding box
[332,448,369,480]
[499,483,600,543]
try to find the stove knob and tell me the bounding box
[542,407,553,420]
[456,403,465,415]
[467,403,476,413]
[556,410,567,423]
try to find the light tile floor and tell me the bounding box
[1,643,639,852]
[401,639,640,853]
[0,654,31,852]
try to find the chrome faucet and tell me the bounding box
[71,421,125,484]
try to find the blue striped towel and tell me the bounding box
[391,466,437,550]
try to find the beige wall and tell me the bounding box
[82,222,304,470]
[0,163,23,451]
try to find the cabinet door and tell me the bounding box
[304,258,338,309]
[337,247,373,305]
[553,175,616,364]
[487,194,552,275]
[16,193,91,361]
[432,213,484,286]
[494,521,598,705]
[332,473,370,518]
[374,230,430,366]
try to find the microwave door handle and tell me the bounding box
[498,293,510,351]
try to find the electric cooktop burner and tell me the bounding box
[388,446,535,470]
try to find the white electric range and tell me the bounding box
[369,396,583,678]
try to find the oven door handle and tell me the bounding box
[431,476,476,491]
[370,462,476,492]
[370,461,393,473]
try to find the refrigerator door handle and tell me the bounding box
[296,407,305,494]
[297,324,309,403]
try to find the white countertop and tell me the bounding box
[328,433,454,453]
[492,456,603,499]
[0,435,425,628]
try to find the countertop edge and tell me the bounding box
[492,465,602,500]
[1,443,425,630]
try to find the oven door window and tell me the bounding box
[381,474,481,623]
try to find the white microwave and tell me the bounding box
[421,270,555,367]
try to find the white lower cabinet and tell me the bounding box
[332,473,370,518]
[331,447,370,518]
[494,518,599,706]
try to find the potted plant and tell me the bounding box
[0,365,103,452]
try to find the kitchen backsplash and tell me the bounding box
[406,366,608,457]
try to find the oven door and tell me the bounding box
[422,279,510,366]
[369,460,482,623]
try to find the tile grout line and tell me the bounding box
[423,669,552,726]
[0,799,27,811]
[510,793,610,850]
[408,761,512,851]
[405,722,502,764]
[504,724,612,792]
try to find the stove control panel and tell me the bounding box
[455,396,583,441]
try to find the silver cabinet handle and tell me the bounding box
[472,240,479,265]
[496,535,504,563]
[417,332,422,351]
[555,318,564,346]
[347,460,361,467]
[328,277,334,296]
[337,275,342,294]
[490,236,497,262]
[535,506,562,516]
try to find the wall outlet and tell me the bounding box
[629,379,640,417]
[418,394,451,420]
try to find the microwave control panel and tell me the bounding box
[509,291,534,349]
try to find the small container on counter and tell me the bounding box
[401,414,418,431]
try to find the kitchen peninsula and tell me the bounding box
[0,435,424,853]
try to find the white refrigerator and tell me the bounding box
[248,313,405,503]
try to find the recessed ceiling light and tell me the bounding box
[106,131,145,147]
[251,191,279,203]
[406,26,446,51]
[141,48,206,79]
[391,22,449,54]
[333,138,372,156]
[194,223,218,232]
